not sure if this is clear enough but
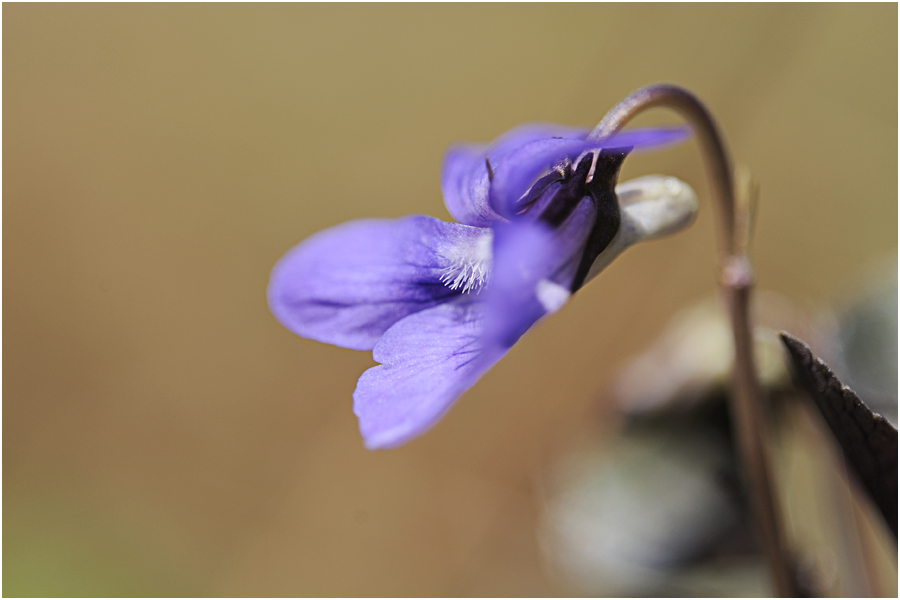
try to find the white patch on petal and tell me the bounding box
[535,279,570,313]
[440,230,493,293]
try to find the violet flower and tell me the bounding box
[268,123,698,449]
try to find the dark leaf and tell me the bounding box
[780,332,898,539]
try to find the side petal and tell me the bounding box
[479,216,589,352]
[439,144,501,228]
[353,297,504,449]
[268,216,489,351]
[441,123,588,227]
[480,198,597,351]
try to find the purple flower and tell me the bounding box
[268,123,697,449]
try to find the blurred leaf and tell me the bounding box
[780,332,898,538]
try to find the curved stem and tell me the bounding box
[595,84,796,596]
[589,84,735,258]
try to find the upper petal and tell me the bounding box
[488,127,692,219]
[267,215,489,351]
[353,296,504,449]
[489,138,593,219]
[440,123,588,227]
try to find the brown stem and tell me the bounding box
[594,84,796,596]
[590,84,736,256]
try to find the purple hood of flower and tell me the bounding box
[268,123,694,449]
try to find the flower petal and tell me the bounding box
[487,122,590,163]
[267,216,489,351]
[440,123,588,227]
[489,138,591,219]
[489,127,691,219]
[588,126,692,149]
[478,203,595,352]
[479,220,560,350]
[439,145,501,228]
[353,296,504,449]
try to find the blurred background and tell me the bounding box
[4,4,896,596]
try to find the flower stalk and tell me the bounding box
[592,84,797,596]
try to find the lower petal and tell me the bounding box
[353,297,503,449]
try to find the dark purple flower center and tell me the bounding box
[516,148,629,291]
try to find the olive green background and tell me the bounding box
[4,4,896,596]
